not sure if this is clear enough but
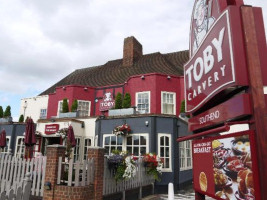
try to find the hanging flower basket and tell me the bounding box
[143,153,163,181]
[112,124,131,136]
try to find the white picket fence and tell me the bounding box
[0,173,32,200]
[0,153,47,197]
[103,158,155,197]
[57,157,95,186]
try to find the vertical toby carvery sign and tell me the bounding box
[184,0,248,113]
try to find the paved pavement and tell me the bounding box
[142,191,215,200]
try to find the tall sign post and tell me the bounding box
[178,0,267,199]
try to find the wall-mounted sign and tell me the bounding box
[45,124,59,135]
[99,92,115,111]
[189,94,252,131]
[184,6,248,113]
[193,130,259,199]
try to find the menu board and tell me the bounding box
[192,130,257,200]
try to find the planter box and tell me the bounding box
[109,108,136,116]
[58,112,77,118]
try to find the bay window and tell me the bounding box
[179,140,192,170]
[158,134,172,171]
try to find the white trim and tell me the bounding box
[264,86,267,94]
[185,10,236,113]
[73,136,81,162]
[57,100,63,116]
[158,133,172,172]
[161,91,176,115]
[83,136,94,159]
[136,91,151,114]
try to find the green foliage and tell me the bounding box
[62,98,69,113]
[180,100,185,113]
[115,164,126,182]
[71,99,78,112]
[4,105,11,117]
[115,92,122,109]
[0,106,3,118]
[122,93,131,108]
[19,115,24,123]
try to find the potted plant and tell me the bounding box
[143,153,163,181]
[112,124,131,136]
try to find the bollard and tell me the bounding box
[168,182,174,200]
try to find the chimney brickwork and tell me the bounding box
[123,36,143,66]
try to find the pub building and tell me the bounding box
[18,36,193,190]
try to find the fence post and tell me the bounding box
[43,145,66,200]
[87,147,105,200]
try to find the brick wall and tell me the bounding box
[123,36,143,66]
[43,145,104,200]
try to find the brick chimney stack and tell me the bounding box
[123,36,143,66]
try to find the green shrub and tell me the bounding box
[19,115,24,123]
[122,93,131,108]
[4,105,11,117]
[115,93,122,109]
[62,99,69,113]
[180,100,185,113]
[71,99,78,112]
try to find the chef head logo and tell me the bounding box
[103,92,113,102]
[192,0,215,53]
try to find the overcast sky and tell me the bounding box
[0,0,266,121]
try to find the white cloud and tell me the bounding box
[0,0,266,120]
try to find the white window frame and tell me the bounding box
[158,133,172,172]
[179,140,192,171]
[57,100,63,116]
[103,134,124,155]
[102,133,149,156]
[77,100,91,117]
[126,134,149,156]
[136,91,151,114]
[73,137,81,162]
[83,137,94,160]
[161,92,176,115]
[15,136,25,158]
[40,108,47,119]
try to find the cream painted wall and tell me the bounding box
[19,95,48,123]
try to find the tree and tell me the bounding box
[19,115,24,123]
[71,99,78,112]
[115,92,122,109]
[62,99,69,113]
[4,105,11,117]
[122,93,131,108]
[0,106,3,118]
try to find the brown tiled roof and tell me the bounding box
[40,50,189,95]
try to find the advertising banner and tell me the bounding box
[193,130,259,199]
[45,124,59,135]
[99,92,115,111]
[184,7,248,113]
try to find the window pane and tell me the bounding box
[165,158,170,168]
[104,137,110,145]
[111,136,116,145]
[140,147,146,155]
[140,136,146,145]
[127,136,132,145]
[133,135,139,145]
[160,147,164,157]
[166,147,169,157]
[133,147,139,155]
[117,136,123,145]
[160,137,164,146]
[165,137,169,146]
[127,147,132,154]
[117,146,122,152]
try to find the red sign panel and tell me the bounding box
[189,94,252,131]
[184,7,248,113]
[45,124,59,135]
[99,92,115,111]
[193,130,260,199]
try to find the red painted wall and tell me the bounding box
[47,85,95,118]
[46,74,184,118]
